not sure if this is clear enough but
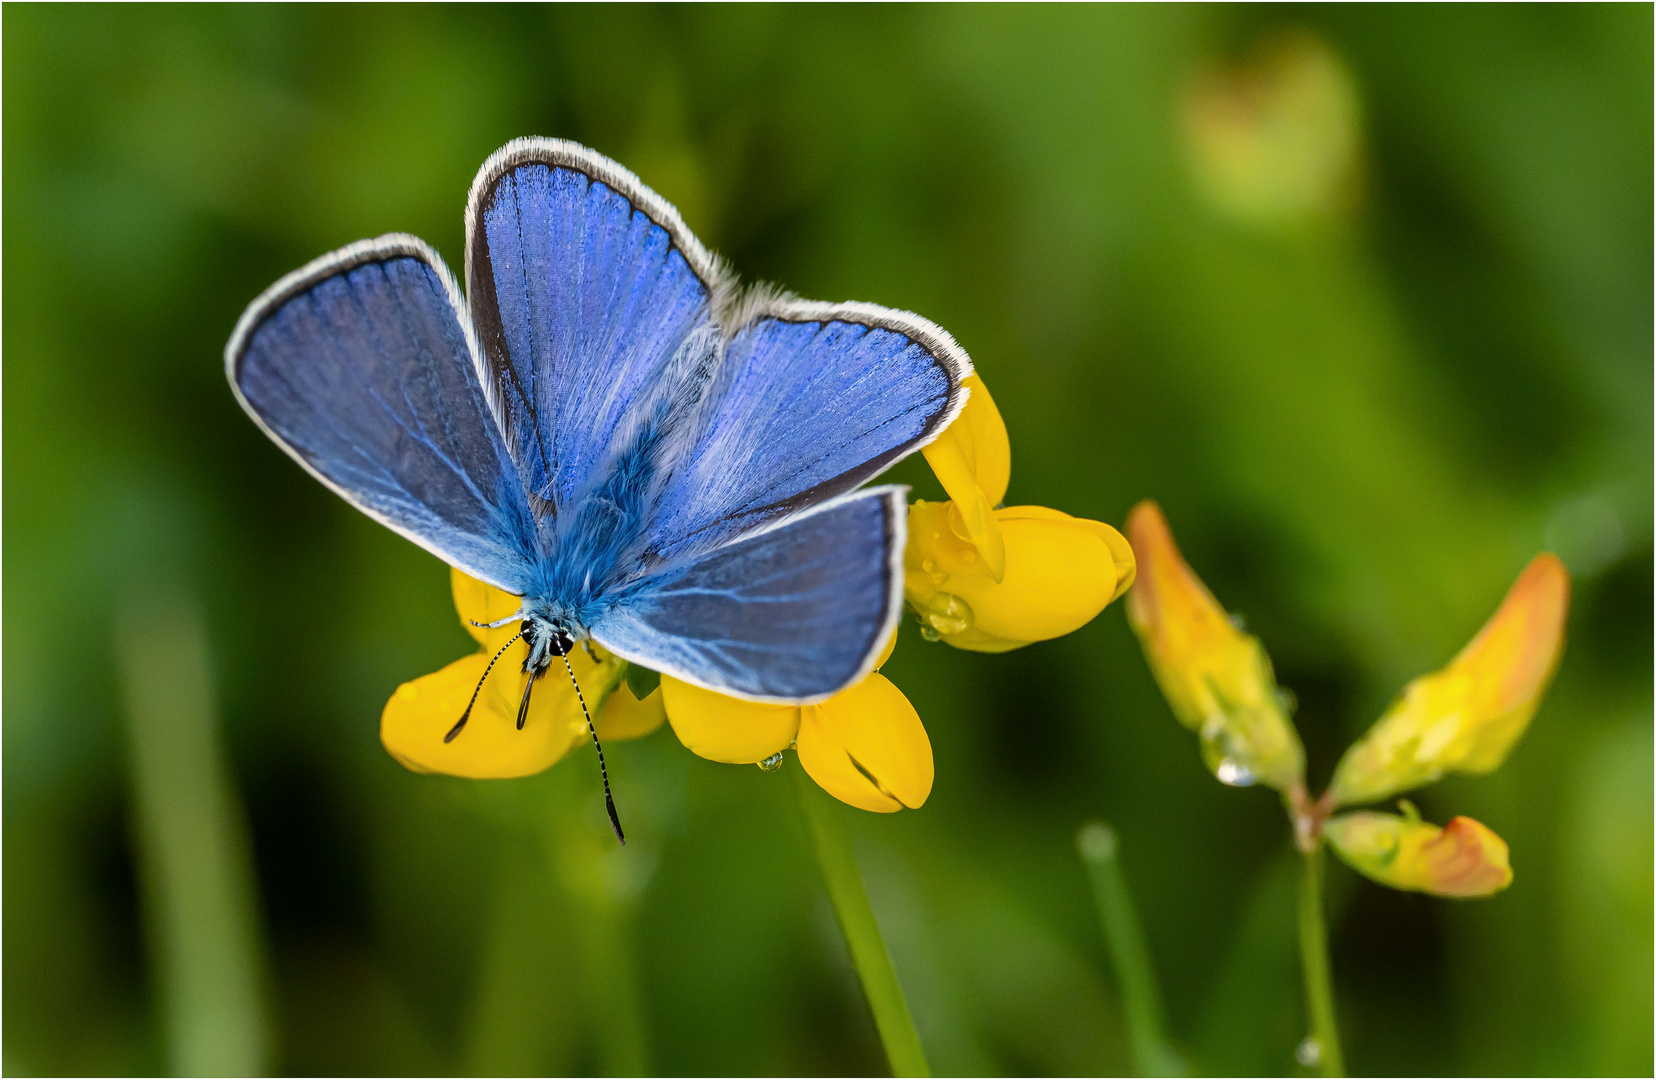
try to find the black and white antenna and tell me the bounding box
[555,636,625,845]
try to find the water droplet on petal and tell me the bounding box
[1295,1036,1321,1068]
[757,752,784,772]
[1215,758,1257,786]
[923,592,973,636]
[921,558,938,574]
[919,624,943,641]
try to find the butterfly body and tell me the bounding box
[228,138,972,708]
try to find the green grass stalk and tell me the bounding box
[115,587,269,1076]
[1077,821,1184,1076]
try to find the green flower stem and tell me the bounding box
[792,766,930,1077]
[1076,822,1182,1077]
[1297,845,1345,1077]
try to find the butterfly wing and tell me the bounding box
[647,297,973,563]
[465,138,726,514]
[226,235,539,593]
[593,487,907,702]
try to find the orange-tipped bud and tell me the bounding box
[1325,809,1513,898]
[1125,501,1304,792]
[1328,554,1569,807]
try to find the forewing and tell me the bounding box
[593,487,906,703]
[465,138,726,513]
[227,235,539,593]
[648,299,972,562]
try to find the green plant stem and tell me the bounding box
[1077,822,1182,1077]
[1297,845,1344,1077]
[793,766,929,1077]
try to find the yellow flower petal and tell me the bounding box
[905,502,1128,653]
[660,675,800,764]
[872,626,898,670]
[382,617,627,780]
[924,374,1010,506]
[1125,500,1305,792]
[1328,553,1570,807]
[797,673,933,812]
[382,652,573,779]
[922,375,1010,581]
[1325,811,1513,898]
[598,683,667,741]
[451,566,522,645]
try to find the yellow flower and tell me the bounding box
[380,568,665,779]
[1124,500,1305,792]
[907,375,1135,652]
[1327,554,1570,808]
[1181,31,1362,227]
[660,633,933,813]
[1324,807,1513,898]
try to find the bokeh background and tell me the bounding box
[5,4,1650,1076]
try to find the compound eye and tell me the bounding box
[552,629,576,656]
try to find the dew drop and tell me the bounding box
[923,593,973,636]
[1215,758,1257,786]
[919,624,943,641]
[921,558,938,574]
[1295,1036,1321,1068]
[757,751,785,772]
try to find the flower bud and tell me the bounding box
[1125,500,1304,792]
[1327,554,1569,807]
[1324,808,1512,898]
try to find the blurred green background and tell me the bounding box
[5,4,1650,1076]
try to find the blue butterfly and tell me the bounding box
[227,139,971,836]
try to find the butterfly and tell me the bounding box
[226,138,972,838]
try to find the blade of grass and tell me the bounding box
[1077,821,1184,1076]
[115,586,269,1076]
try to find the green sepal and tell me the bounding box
[624,662,661,699]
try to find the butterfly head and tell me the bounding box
[518,608,580,675]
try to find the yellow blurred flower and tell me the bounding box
[1324,807,1513,899]
[1327,554,1570,808]
[380,568,665,779]
[660,632,933,813]
[1124,500,1306,792]
[1181,30,1362,227]
[907,375,1135,652]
